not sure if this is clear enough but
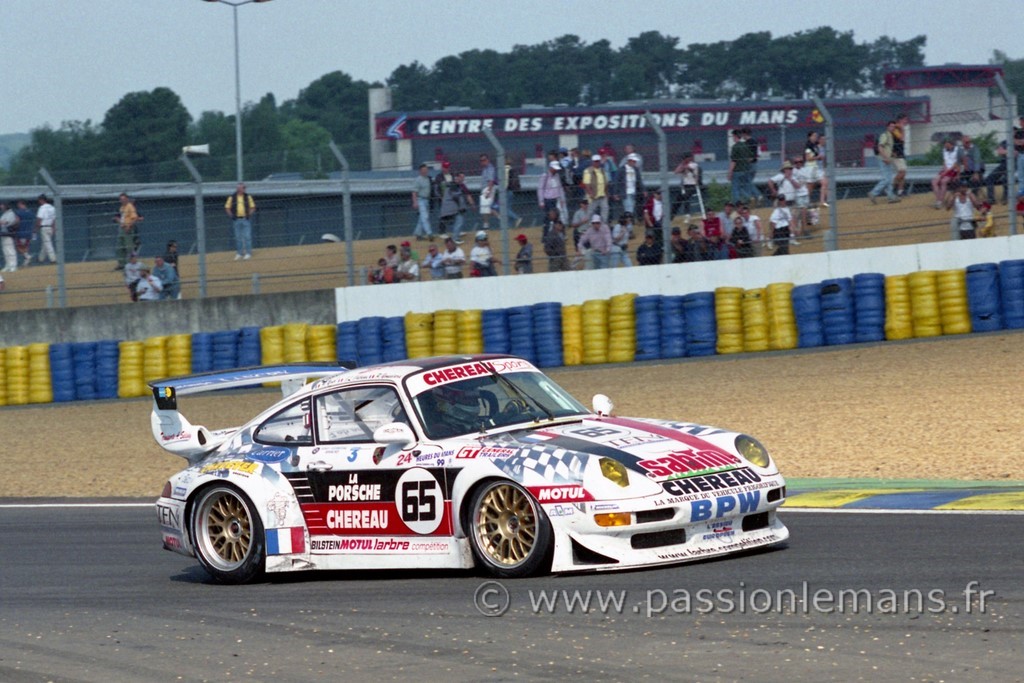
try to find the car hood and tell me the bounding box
[481,414,760,477]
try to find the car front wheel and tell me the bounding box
[468,480,552,578]
[190,485,265,584]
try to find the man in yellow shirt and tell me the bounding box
[224,182,256,260]
[115,193,139,270]
[582,154,609,223]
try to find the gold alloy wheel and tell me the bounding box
[195,488,253,571]
[473,482,538,567]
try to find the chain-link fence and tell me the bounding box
[1,103,1020,312]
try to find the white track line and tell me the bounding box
[0,502,154,508]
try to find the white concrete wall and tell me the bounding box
[334,236,1024,322]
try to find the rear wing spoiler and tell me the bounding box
[149,363,352,463]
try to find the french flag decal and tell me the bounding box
[266,527,305,555]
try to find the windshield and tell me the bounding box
[411,370,588,440]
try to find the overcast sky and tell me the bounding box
[3,0,1018,136]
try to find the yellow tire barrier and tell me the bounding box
[405,312,434,358]
[715,287,745,354]
[581,299,609,365]
[936,269,972,335]
[908,270,942,338]
[884,275,914,340]
[118,341,146,399]
[5,346,28,406]
[433,309,459,355]
[167,334,192,377]
[608,293,636,364]
[307,325,337,362]
[283,322,309,362]
[0,348,7,406]
[741,289,769,353]
[260,326,285,366]
[561,305,583,366]
[143,336,169,383]
[28,343,53,404]
[457,310,484,355]
[765,282,798,351]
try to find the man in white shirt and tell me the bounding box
[134,265,164,301]
[34,194,57,264]
[0,201,20,272]
[395,242,420,282]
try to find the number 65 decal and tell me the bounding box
[396,468,444,534]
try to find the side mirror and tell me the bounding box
[592,394,614,417]
[373,422,416,448]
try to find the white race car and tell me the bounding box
[151,355,788,583]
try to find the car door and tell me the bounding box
[283,385,453,552]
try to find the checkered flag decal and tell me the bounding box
[493,444,587,484]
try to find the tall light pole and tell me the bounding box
[202,0,272,182]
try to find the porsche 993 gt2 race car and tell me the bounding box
[151,355,788,583]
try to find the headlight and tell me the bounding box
[599,457,629,487]
[735,435,771,468]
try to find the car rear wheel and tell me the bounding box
[468,480,552,578]
[191,485,265,584]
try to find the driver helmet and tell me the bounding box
[433,384,481,423]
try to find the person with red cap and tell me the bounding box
[514,233,533,274]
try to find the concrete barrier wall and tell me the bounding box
[334,236,1024,321]
[0,290,336,347]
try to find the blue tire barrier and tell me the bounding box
[791,283,825,348]
[356,316,385,367]
[507,306,536,364]
[820,278,856,346]
[634,295,662,361]
[337,321,359,366]
[94,340,121,399]
[482,308,511,355]
[191,332,214,374]
[72,341,98,401]
[531,302,563,368]
[49,343,75,403]
[966,263,1003,333]
[382,316,408,363]
[238,326,262,368]
[212,330,240,371]
[998,259,1024,329]
[660,295,687,358]
[683,292,716,357]
[853,273,886,343]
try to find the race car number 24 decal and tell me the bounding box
[396,468,444,534]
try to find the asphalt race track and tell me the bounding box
[0,505,1020,682]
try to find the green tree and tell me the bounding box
[101,88,192,180]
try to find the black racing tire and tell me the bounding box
[190,485,265,584]
[467,480,552,578]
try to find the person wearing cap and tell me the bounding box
[439,236,466,279]
[134,263,163,301]
[394,243,420,282]
[469,231,500,276]
[614,153,645,218]
[672,152,701,221]
[432,160,454,215]
[669,226,686,263]
[538,159,567,224]
[610,213,634,268]
[769,195,793,256]
[582,154,610,223]
[513,233,533,275]
[704,221,730,260]
[543,220,570,272]
[578,214,612,270]
[421,242,445,280]
[0,200,19,272]
[768,161,805,245]
[411,163,434,240]
[619,144,643,173]
[738,204,765,254]
[682,224,710,262]
[33,193,57,265]
[636,230,662,266]
[729,215,755,258]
